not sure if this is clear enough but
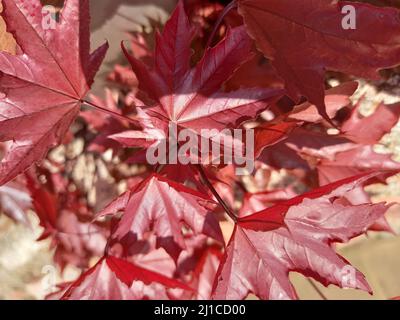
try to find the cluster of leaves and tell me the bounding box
[0,0,400,300]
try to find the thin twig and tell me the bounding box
[196,164,237,223]
[307,278,328,300]
[206,0,238,48]
[81,99,139,125]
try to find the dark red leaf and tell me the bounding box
[238,0,400,120]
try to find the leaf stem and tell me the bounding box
[206,0,238,48]
[196,164,238,223]
[80,99,139,125]
[307,278,328,300]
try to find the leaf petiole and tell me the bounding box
[206,0,238,48]
[80,99,139,125]
[196,164,238,223]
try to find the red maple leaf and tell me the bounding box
[97,174,223,259]
[111,1,284,161]
[61,255,190,300]
[25,169,108,270]
[0,0,108,185]
[213,173,390,299]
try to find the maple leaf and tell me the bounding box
[213,173,390,300]
[259,127,354,171]
[312,100,400,184]
[25,171,58,239]
[26,169,108,269]
[173,245,222,300]
[113,0,284,158]
[237,0,400,120]
[316,101,400,184]
[342,101,400,145]
[288,82,359,123]
[254,120,300,158]
[54,209,108,270]
[107,33,153,89]
[97,174,223,259]
[260,97,400,183]
[119,230,217,299]
[0,0,108,185]
[186,246,222,300]
[62,255,190,300]
[256,82,360,170]
[318,145,400,185]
